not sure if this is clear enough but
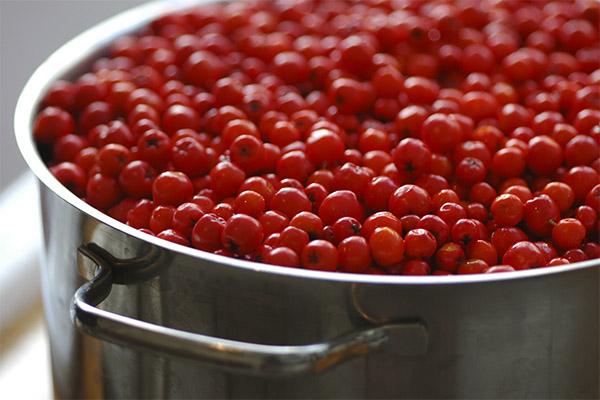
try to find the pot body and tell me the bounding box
[39,182,599,399]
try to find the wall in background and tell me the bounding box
[0,0,146,191]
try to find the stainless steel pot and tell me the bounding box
[15,1,600,398]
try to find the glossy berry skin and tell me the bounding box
[563,166,600,203]
[393,138,432,181]
[50,162,87,197]
[435,242,465,273]
[150,205,176,234]
[157,229,190,246]
[525,136,563,176]
[234,190,266,218]
[191,213,226,252]
[290,211,324,240]
[523,195,561,238]
[184,50,226,88]
[301,240,338,272]
[467,240,498,267]
[137,129,172,168]
[389,184,432,218]
[420,113,462,154]
[416,215,449,245]
[364,176,399,212]
[172,137,211,177]
[457,259,490,274]
[369,227,405,267]
[361,212,402,240]
[221,214,264,256]
[338,236,371,273]
[33,106,74,144]
[305,128,345,166]
[279,226,310,256]
[210,161,247,199]
[455,157,487,185]
[126,199,155,229]
[552,218,586,250]
[490,194,524,226]
[485,265,516,273]
[404,229,437,259]
[270,187,312,220]
[119,160,156,198]
[541,182,574,215]
[332,217,362,244]
[492,147,526,178]
[502,241,546,270]
[403,260,431,276]
[108,197,137,224]
[437,202,467,228]
[318,190,364,226]
[152,171,194,206]
[259,210,289,236]
[264,247,300,268]
[451,219,483,248]
[86,173,121,210]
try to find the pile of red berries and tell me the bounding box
[35,0,599,275]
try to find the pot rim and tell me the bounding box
[15,0,599,286]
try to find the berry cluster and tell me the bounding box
[35,0,599,275]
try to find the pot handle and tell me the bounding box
[72,243,427,376]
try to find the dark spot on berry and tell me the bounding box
[249,101,260,112]
[461,235,472,246]
[227,239,239,253]
[307,251,319,265]
[146,138,159,148]
[411,28,424,41]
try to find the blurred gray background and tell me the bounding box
[1,0,146,192]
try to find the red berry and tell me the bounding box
[525,136,563,176]
[318,190,364,226]
[152,171,194,206]
[420,113,462,153]
[435,242,465,273]
[403,259,431,276]
[369,227,405,267]
[50,162,87,197]
[191,213,226,252]
[221,214,264,255]
[523,195,561,238]
[490,194,524,226]
[389,184,432,218]
[86,173,121,210]
[210,161,246,199]
[552,218,586,250]
[34,106,74,144]
[305,128,345,166]
[264,247,300,268]
[338,236,371,273]
[457,259,490,274]
[301,240,338,271]
[502,241,546,270]
[404,228,437,259]
[393,138,432,181]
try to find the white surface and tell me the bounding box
[0,172,43,332]
[0,306,52,400]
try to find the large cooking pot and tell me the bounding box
[15,1,600,398]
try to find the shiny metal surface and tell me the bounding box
[74,243,428,376]
[15,0,600,398]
